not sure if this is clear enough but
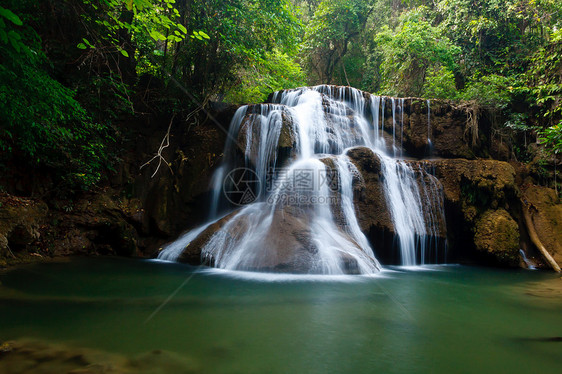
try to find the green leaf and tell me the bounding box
[0,6,23,26]
[120,49,129,57]
[149,30,167,41]
[177,24,187,34]
[9,35,20,52]
[198,30,210,39]
[82,38,94,48]
[8,30,20,40]
[0,29,7,44]
[77,43,87,49]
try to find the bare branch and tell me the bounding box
[140,114,175,178]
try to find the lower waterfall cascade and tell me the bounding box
[158,85,447,274]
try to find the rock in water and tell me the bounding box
[474,209,520,266]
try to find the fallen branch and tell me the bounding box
[521,199,561,272]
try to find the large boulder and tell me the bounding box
[345,147,394,245]
[178,204,373,274]
[474,209,520,266]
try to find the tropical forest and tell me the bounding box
[0,1,561,373]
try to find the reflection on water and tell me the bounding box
[0,258,560,374]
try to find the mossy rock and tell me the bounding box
[474,209,520,266]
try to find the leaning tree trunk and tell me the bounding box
[521,199,561,272]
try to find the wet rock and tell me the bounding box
[474,209,520,266]
[178,201,373,274]
[270,86,492,159]
[408,159,520,265]
[177,210,239,264]
[237,107,297,169]
[521,184,562,268]
[401,100,481,159]
[137,124,227,238]
[0,339,200,374]
[422,158,517,210]
[345,147,395,257]
[347,147,448,263]
[0,195,48,262]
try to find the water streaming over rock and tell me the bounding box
[426,99,433,155]
[159,85,447,273]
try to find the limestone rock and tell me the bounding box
[0,195,48,259]
[407,158,520,265]
[345,148,395,253]
[474,209,520,266]
[418,158,517,212]
[346,147,447,263]
[178,204,370,274]
[237,106,297,169]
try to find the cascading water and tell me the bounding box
[426,99,433,155]
[159,85,447,274]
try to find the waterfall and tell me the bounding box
[159,85,447,273]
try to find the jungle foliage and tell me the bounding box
[0,0,561,192]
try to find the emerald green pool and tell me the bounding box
[0,258,560,373]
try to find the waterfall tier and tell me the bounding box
[159,85,448,274]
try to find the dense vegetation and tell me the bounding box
[0,0,561,193]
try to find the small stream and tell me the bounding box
[0,258,560,373]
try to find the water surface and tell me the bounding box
[0,258,560,373]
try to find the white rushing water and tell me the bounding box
[159,85,446,273]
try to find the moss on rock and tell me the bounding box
[474,209,520,266]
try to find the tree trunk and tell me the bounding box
[522,200,561,272]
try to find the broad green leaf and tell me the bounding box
[77,43,87,49]
[198,31,210,39]
[149,30,167,41]
[0,6,23,26]
[120,49,129,57]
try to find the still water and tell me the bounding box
[0,258,560,373]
